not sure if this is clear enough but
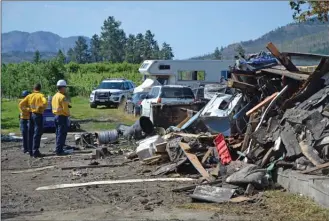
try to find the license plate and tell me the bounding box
[46,117,55,122]
[98,99,106,102]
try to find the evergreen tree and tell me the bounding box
[100,16,126,62]
[134,33,145,63]
[74,36,90,64]
[214,47,222,60]
[144,30,160,60]
[160,42,174,60]
[90,34,102,62]
[124,34,136,63]
[151,42,160,59]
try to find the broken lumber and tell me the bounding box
[300,162,329,174]
[176,116,191,128]
[241,113,257,152]
[179,142,211,181]
[261,68,309,81]
[246,92,279,117]
[35,178,195,191]
[201,147,214,164]
[266,42,299,72]
[227,79,257,93]
[10,166,56,174]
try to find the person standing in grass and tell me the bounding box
[52,80,70,156]
[18,90,30,155]
[19,83,48,158]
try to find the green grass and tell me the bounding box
[1,97,137,134]
[1,99,21,134]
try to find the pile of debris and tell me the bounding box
[73,42,329,206]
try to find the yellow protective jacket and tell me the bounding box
[19,91,47,114]
[52,92,70,117]
[18,99,30,120]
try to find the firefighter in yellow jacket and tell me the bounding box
[52,80,70,155]
[18,90,30,154]
[19,83,47,158]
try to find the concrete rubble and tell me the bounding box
[64,42,329,208]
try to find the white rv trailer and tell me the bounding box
[138,60,235,88]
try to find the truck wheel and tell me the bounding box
[90,103,97,109]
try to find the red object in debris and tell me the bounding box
[214,133,232,165]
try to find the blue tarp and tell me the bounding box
[240,52,278,66]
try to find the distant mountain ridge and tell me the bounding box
[1,30,90,53]
[190,20,329,60]
[2,19,329,64]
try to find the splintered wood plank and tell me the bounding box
[246,92,278,117]
[179,142,210,180]
[201,147,214,164]
[266,42,299,72]
[176,116,191,128]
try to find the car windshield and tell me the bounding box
[161,87,195,99]
[98,82,123,89]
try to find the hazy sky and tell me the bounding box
[2,1,295,59]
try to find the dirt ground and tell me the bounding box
[2,132,329,221]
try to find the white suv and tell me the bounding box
[89,78,135,108]
[141,85,195,117]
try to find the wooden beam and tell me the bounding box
[36,178,196,191]
[179,142,211,181]
[227,79,257,93]
[246,92,278,117]
[266,42,299,72]
[281,57,329,110]
[281,52,329,59]
[176,116,192,128]
[201,147,214,164]
[261,68,309,81]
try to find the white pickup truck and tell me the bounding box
[141,85,195,117]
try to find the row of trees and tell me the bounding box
[2,52,142,98]
[65,16,174,64]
